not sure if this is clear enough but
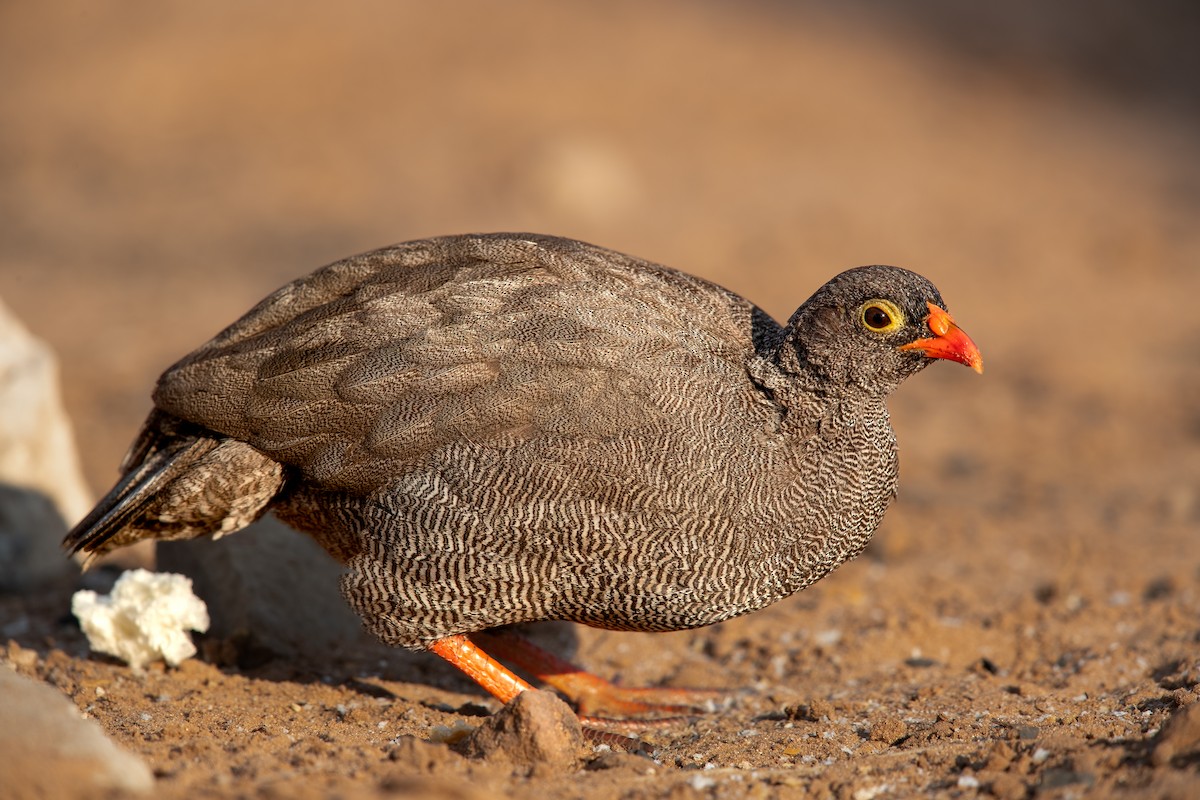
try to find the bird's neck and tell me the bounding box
[746,339,880,438]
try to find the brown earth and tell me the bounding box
[2,2,1199,798]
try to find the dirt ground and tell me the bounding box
[2,2,1199,798]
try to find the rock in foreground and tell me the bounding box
[0,665,154,796]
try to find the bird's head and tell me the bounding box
[781,265,982,395]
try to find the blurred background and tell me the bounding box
[1,1,1197,580]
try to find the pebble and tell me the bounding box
[585,751,655,773]
[868,716,908,744]
[387,734,465,773]
[1152,702,1200,767]
[1016,725,1040,740]
[461,689,584,770]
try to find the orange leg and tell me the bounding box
[470,630,724,719]
[427,633,658,750]
[427,634,533,704]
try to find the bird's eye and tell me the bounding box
[864,306,891,329]
[860,299,904,333]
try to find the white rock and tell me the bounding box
[0,295,92,590]
[0,664,153,793]
[72,569,210,669]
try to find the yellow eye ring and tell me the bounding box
[860,299,904,333]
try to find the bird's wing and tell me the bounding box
[153,234,776,492]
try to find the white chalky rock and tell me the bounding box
[0,294,92,590]
[72,569,210,669]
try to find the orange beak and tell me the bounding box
[898,302,983,374]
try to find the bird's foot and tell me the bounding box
[469,630,728,718]
[547,671,727,718]
[429,632,727,754]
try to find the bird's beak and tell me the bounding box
[897,302,983,374]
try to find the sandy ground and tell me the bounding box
[2,2,1199,797]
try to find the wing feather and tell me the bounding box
[153,234,770,492]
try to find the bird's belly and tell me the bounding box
[280,422,896,649]
[343,487,768,644]
[278,436,791,646]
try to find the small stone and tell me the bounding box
[1143,576,1176,601]
[461,690,584,770]
[428,720,475,745]
[584,750,654,772]
[868,716,908,745]
[785,697,834,721]
[1039,768,1093,790]
[387,735,464,773]
[983,772,1027,800]
[1152,702,1200,766]
[905,656,938,668]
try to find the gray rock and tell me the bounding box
[156,513,391,667]
[0,664,154,794]
[0,484,71,591]
[0,296,91,591]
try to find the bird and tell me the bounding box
[65,232,981,726]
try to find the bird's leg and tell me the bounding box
[427,634,533,704]
[427,633,659,752]
[470,630,724,719]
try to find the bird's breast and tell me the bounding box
[291,402,898,646]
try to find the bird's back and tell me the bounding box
[154,233,780,494]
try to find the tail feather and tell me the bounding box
[64,410,286,564]
[64,437,219,560]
